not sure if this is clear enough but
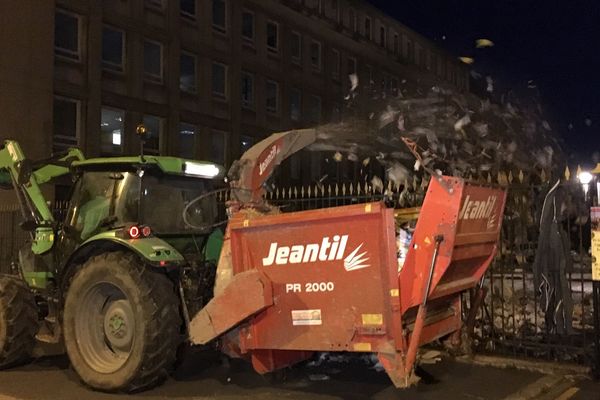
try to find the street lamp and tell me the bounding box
[578,170,593,200]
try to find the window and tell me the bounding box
[310,40,321,70]
[331,0,339,22]
[347,57,357,75]
[55,11,80,61]
[393,33,400,55]
[349,8,357,32]
[364,17,371,40]
[241,72,254,108]
[102,27,125,72]
[379,26,386,48]
[143,40,163,83]
[212,0,226,33]
[210,130,226,165]
[242,11,254,42]
[332,103,341,123]
[291,31,302,64]
[366,65,374,90]
[180,0,196,19]
[179,123,196,159]
[308,95,322,123]
[240,135,254,154]
[180,52,197,93]
[266,80,279,113]
[142,115,162,155]
[100,108,124,155]
[266,21,278,52]
[53,97,79,152]
[391,77,399,96]
[407,39,414,63]
[212,62,227,99]
[290,88,301,121]
[331,49,340,80]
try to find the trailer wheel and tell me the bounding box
[63,252,181,392]
[0,275,39,369]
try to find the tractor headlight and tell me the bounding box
[183,162,221,178]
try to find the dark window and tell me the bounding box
[180,53,196,92]
[266,80,279,113]
[332,103,341,123]
[213,0,226,32]
[332,49,340,79]
[364,17,371,40]
[210,130,226,165]
[308,95,322,123]
[212,63,227,98]
[347,57,357,75]
[349,8,357,32]
[146,0,163,9]
[180,0,196,19]
[290,89,301,121]
[241,72,254,108]
[380,26,386,48]
[179,123,196,158]
[267,21,278,52]
[55,11,79,60]
[102,27,124,72]
[291,32,301,63]
[242,11,254,41]
[53,97,78,152]
[144,40,162,82]
[393,34,400,55]
[391,78,399,96]
[310,40,321,70]
[100,108,124,155]
[143,115,162,155]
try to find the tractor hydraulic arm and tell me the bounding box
[0,140,84,254]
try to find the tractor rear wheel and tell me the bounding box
[63,252,182,392]
[0,275,39,369]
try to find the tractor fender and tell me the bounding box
[59,235,185,292]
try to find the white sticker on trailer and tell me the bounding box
[291,309,322,326]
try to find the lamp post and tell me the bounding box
[578,171,593,201]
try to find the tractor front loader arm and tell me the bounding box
[0,140,84,254]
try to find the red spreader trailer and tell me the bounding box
[188,130,507,388]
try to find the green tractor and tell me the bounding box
[0,139,226,392]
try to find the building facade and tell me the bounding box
[1,0,468,199]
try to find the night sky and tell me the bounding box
[365,0,600,165]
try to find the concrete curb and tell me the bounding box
[502,375,566,400]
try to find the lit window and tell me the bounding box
[144,40,163,83]
[55,11,80,61]
[180,0,196,19]
[242,11,254,42]
[332,49,340,80]
[310,40,321,70]
[102,27,125,72]
[266,80,279,114]
[267,21,278,52]
[364,17,371,40]
[142,115,162,155]
[100,108,124,155]
[212,62,228,99]
[180,52,197,93]
[290,89,301,121]
[179,123,196,159]
[210,130,226,165]
[53,97,79,152]
[291,32,301,63]
[241,72,254,108]
[241,135,254,154]
[308,95,322,123]
[213,0,226,33]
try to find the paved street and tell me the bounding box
[0,349,585,400]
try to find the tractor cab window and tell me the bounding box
[67,171,140,240]
[140,174,217,234]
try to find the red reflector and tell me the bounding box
[128,226,140,239]
[142,226,152,237]
[159,261,167,267]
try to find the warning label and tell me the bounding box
[291,309,322,326]
[592,208,600,281]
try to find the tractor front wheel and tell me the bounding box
[0,275,39,369]
[63,252,182,392]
